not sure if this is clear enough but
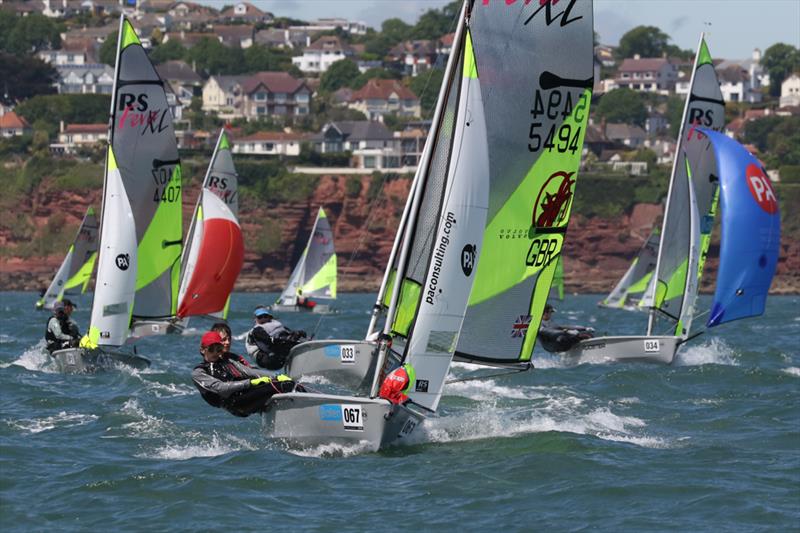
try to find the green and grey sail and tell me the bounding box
[600,228,659,310]
[453,0,595,365]
[549,256,565,301]
[278,207,337,305]
[111,18,183,321]
[647,34,724,337]
[37,207,98,310]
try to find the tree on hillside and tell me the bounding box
[762,43,800,97]
[149,39,187,64]
[16,94,112,136]
[594,88,647,127]
[665,94,684,138]
[186,37,245,76]
[616,26,671,59]
[353,67,400,89]
[98,31,117,66]
[412,2,459,40]
[319,59,360,93]
[408,68,444,118]
[744,116,800,166]
[0,53,57,105]
[243,44,297,74]
[0,12,61,55]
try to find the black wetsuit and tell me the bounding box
[537,320,594,353]
[45,314,80,354]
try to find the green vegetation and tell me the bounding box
[408,68,444,118]
[573,171,668,218]
[0,11,61,55]
[761,43,800,97]
[250,220,283,255]
[345,176,362,198]
[16,94,111,138]
[615,25,692,60]
[319,59,361,93]
[594,88,648,127]
[743,116,800,167]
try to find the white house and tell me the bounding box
[780,74,800,108]
[291,36,353,74]
[51,122,108,154]
[55,64,114,94]
[717,65,762,103]
[231,132,307,157]
[615,56,678,94]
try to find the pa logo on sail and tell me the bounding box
[115,253,130,271]
[461,244,476,276]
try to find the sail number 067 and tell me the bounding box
[528,90,587,154]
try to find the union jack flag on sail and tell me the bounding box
[511,315,531,338]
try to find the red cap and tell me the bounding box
[201,331,224,347]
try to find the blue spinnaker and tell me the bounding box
[698,128,780,327]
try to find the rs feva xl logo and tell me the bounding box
[746,163,777,214]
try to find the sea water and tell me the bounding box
[1,292,797,530]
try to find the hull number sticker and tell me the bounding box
[644,339,660,353]
[340,345,355,364]
[341,404,363,431]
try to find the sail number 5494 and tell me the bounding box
[528,90,587,154]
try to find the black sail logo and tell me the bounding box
[461,244,476,276]
[115,253,130,271]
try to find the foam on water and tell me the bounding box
[416,390,670,449]
[0,333,13,344]
[147,433,257,460]
[782,367,800,377]
[6,412,98,434]
[282,439,376,458]
[444,379,548,401]
[674,337,739,366]
[2,340,57,372]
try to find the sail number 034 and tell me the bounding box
[528,90,587,154]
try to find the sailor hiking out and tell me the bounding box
[45,299,81,354]
[192,331,305,417]
[537,304,595,353]
[245,307,307,370]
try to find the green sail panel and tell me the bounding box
[649,34,724,337]
[600,228,659,310]
[549,255,564,301]
[111,17,183,319]
[454,0,595,364]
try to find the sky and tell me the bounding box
[232,0,800,60]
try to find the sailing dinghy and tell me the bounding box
[598,228,660,310]
[567,35,779,364]
[36,207,99,310]
[52,17,179,372]
[175,129,243,325]
[264,0,594,450]
[272,207,337,314]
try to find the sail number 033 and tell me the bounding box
[528,90,587,154]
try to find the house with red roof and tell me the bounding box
[51,123,107,154]
[347,79,420,122]
[0,111,31,138]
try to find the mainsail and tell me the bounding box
[277,207,337,306]
[37,207,98,310]
[549,256,565,301]
[82,17,182,347]
[453,0,594,365]
[599,228,659,310]
[177,129,242,318]
[647,35,725,337]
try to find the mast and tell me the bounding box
[368,0,470,398]
[646,32,706,337]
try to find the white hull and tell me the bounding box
[129,319,184,338]
[270,303,335,315]
[261,392,423,452]
[285,339,400,394]
[51,347,151,373]
[563,335,680,365]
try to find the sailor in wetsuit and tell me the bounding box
[245,307,307,370]
[45,299,81,354]
[192,331,303,417]
[537,304,594,353]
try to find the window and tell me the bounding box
[295,93,309,103]
[255,92,267,101]
[274,93,286,103]
[257,106,266,114]
[363,155,376,168]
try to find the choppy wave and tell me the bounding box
[6,412,98,434]
[282,439,377,458]
[148,433,257,460]
[782,367,800,377]
[2,340,56,372]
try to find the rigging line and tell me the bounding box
[445,366,531,385]
[308,171,393,337]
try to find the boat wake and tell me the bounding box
[148,432,257,460]
[674,337,739,366]
[279,439,377,458]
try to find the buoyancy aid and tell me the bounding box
[193,355,249,407]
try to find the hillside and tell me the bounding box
[1,160,798,294]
